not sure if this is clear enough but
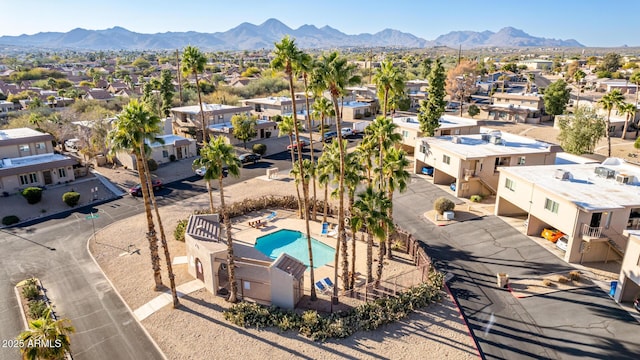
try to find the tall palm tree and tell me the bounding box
[598,89,625,157]
[373,59,406,117]
[367,116,401,192]
[619,102,637,139]
[317,140,340,223]
[311,97,335,144]
[181,46,208,143]
[272,36,317,301]
[108,100,163,290]
[573,69,586,106]
[278,115,304,218]
[311,51,360,300]
[379,147,410,259]
[352,186,390,284]
[18,308,75,360]
[343,150,363,290]
[199,136,242,302]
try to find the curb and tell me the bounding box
[85,231,168,360]
[443,282,484,359]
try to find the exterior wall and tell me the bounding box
[270,270,296,309]
[115,152,136,170]
[1,164,75,193]
[185,236,218,294]
[397,127,421,152]
[615,235,640,302]
[0,139,53,158]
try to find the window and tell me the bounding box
[454,129,460,135]
[442,155,451,165]
[162,150,169,158]
[19,144,29,152]
[19,173,38,185]
[420,144,428,154]
[518,156,526,165]
[505,178,515,191]
[402,130,409,138]
[58,168,66,178]
[604,211,612,229]
[35,142,46,150]
[544,198,559,214]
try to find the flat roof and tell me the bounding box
[394,114,478,130]
[171,103,250,114]
[0,153,76,176]
[0,128,50,141]
[243,96,302,105]
[500,158,640,211]
[339,101,369,108]
[418,129,559,159]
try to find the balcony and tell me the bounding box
[463,169,476,180]
[581,223,603,240]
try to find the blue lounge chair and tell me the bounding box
[315,281,327,293]
[263,211,277,222]
[320,222,329,236]
[322,277,334,289]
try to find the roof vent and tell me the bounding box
[481,134,491,141]
[554,169,571,180]
[451,136,461,144]
[490,135,503,145]
[616,173,632,184]
[594,166,615,179]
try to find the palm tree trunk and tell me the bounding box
[332,96,348,302]
[303,75,318,221]
[323,182,328,223]
[383,89,389,118]
[288,134,303,219]
[348,192,356,290]
[607,111,612,157]
[194,70,207,143]
[142,153,179,308]
[386,191,394,260]
[220,176,238,303]
[375,239,386,288]
[366,232,373,283]
[622,114,630,139]
[206,180,215,213]
[134,151,163,290]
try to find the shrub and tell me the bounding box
[468,104,480,118]
[569,271,581,281]
[557,275,569,283]
[62,191,80,207]
[542,279,554,287]
[147,158,158,172]
[174,219,188,242]
[169,154,176,162]
[470,194,483,203]
[28,300,48,319]
[252,143,267,156]
[434,197,455,215]
[22,284,40,301]
[2,215,20,226]
[21,187,43,204]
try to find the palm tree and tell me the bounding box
[367,116,401,192]
[108,100,163,290]
[379,147,410,259]
[352,186,391,284]
[343,150,363,290]
[598,89,625,157]
[272,36,318,301]
[18,308,75,360]
[630,71,640,136]
[573,69,586,106]
[373,59,406,117]
[311,51,360,300]
[181,46,208,143]
[619,102,637,139]
[311,97,335,144]
[278,115,304,218]
[317,140,340,223]
[199,136,242,302]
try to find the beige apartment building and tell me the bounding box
[170,103,252,141]
[614,233,640,305]
[481,92,546,123]
[0,128,76,193]
[414,130,560,198]
[242,95,314,126]
[114,134,197,170]
[394,114,483,154]
[495,158,640,265]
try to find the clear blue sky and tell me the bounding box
[1,0,637,47]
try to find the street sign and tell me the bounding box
[86,214,99,220]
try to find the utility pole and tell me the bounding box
[458,44,462,65]
[176,49,183,106]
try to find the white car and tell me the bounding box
[341,128,354,138]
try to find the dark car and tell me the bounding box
[421,166,434,176]
[323,131,338,143]
[129,179,163,196]
[239,153,261,165]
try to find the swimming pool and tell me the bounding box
[255,229,335,269]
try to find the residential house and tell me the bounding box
[517,59,553,71]
[242,95,312,126]
[614,232,640,305]
[83,88,114,101]
[169,103,252,142]
[394,114,483,154]
[596,79,638,95]
[405,80,429,109]
[114,134,197,170]
[414,129,560,198]
[0,100,16,118]
[185,214,305,309]
[495,158,640,266]
[481,92,546,123]
[0,128,76,193]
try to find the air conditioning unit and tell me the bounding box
[554,169,571,180]
[616,173,632,184]
[451,136,461,144]
[594,166,615,179]
[481,134,491,141]
[490,136,503,145]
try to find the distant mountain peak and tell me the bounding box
[0,20,586,50]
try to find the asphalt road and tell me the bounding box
[393,175,640,360]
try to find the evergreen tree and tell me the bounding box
[557,107,606,155]
[418,58,446,136]
[543,79,571,120]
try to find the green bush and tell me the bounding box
[174,219,188,242]
[434,197,455,215]
[22,284,40,301]
[2,215,19,225]
[223,270,444,341]
[252,143,267,156]
[28,300,48,319]
[470,194,483,203]
[147,158,158,172]
[62,191,80,207]
[21,187,43,204]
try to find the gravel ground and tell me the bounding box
[89,174,478,360]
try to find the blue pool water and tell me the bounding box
[255,229,335,269]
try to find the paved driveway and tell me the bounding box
[393,175,640,360]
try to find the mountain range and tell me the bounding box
[0,19,584,51]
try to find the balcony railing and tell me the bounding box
[581,223,603,238]
[463,169,476,180]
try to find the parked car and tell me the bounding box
[129,179,163,196]
[555,235,568,252]
[323,131,338,143]
[287,139,310,150]
[238,153,261,165]
[195,166,228,177]
[341,127,355,138]
[421,166,434,176]
[541,228,564,243]
[634,295,640,312]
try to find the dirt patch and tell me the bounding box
[508,272,595,298]
[424,204,485,226]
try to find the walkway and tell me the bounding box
[133,280,205,321]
